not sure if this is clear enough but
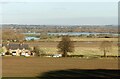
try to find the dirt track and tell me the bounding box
[2,57,119,77]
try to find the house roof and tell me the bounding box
[2,43,29,50]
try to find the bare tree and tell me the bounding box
[100,41,112,57]
[33,46,46,56]
[2,29,25,42]
[57,35,74,57]
[40,31,48,39]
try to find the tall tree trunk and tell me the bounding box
[63,51,67,57]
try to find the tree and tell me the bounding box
[57,35,74,57]
[40,31,48,39]
[2,29,25,42]
[100,41,112,57]
[33,46,46,56]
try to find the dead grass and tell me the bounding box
[36,46,118,56]
[38,37,118,42]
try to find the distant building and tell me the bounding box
[2,42,31,56]
[25,36,40,41]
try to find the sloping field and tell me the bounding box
[2,57,119,77]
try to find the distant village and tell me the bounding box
[1,41,34,57]
[2,24,118,33]
[1,41,62,57]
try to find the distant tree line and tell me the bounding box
[2,24,118,34]
[2,29,25,42]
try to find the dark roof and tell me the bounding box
[2,44,29,50]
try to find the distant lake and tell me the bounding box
[24,32,118,40]
[23,32,118,36]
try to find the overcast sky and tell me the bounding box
[0,0,119,25]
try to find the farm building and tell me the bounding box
[2,42,32,56]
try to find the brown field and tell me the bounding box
[2,38,119,78]
[2,57,119,77]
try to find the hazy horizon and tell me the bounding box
[0,2,118,25]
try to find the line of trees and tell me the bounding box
[2,29,25,42]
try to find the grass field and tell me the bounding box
[2,57,119,78]
[26,41,118,56]
[38,46,118,56]
[2,38,118,56]
[37,37,118,42]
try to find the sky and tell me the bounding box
[0,0,119,25]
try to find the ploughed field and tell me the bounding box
[2,57,119,77]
